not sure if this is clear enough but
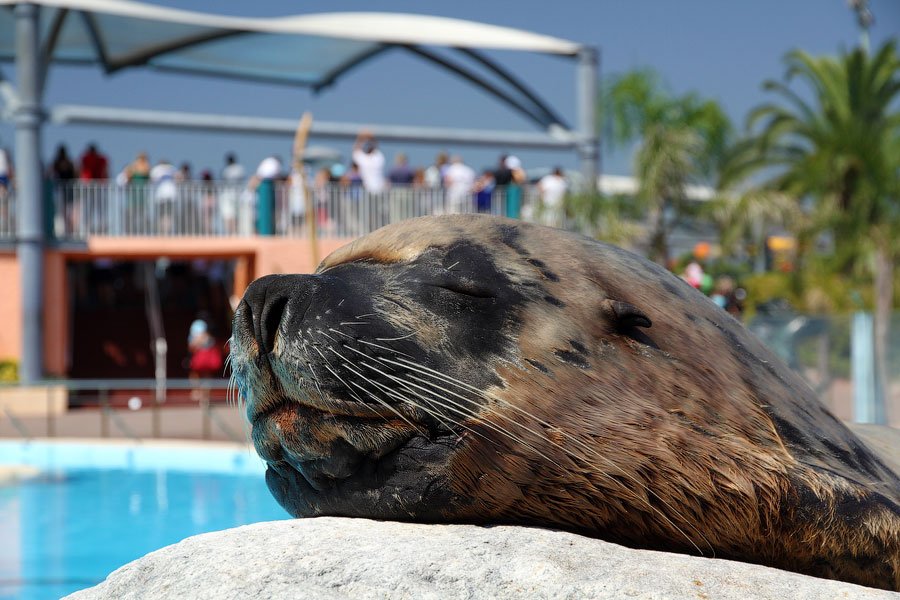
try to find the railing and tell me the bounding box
[0,378,242,442]
[0,181,559,240]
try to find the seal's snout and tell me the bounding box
[242,274,316,354]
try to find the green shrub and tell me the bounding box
[0,359,17,383]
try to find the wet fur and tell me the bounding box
[231,215,900,591]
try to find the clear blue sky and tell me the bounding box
[0,0,897,178]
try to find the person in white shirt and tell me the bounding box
[150,159,178,233]
[537,167,568,227]
[443,155,476,214]
[351,130,386,195]
[219,153,245,234]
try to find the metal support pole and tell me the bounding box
[201,387,210,440]
[852,312,884,424]
[14,3,44,384]
[100,388,109,437]
[576,45,599,193]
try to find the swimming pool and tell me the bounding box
[0,440,288,600]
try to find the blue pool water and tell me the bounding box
[0,441,288,600]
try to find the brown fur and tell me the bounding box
[251,216,900,590]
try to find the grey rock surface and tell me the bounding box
[66,517,897,599]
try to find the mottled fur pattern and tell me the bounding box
[232,215,900,591]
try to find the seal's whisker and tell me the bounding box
[370,366,560,464]
[355,313,378,319]
[355,354,543,453]
[327,328,354,339]
[375,331,418,342]
[355,339,415,358]
[347,358,461,435]
[343,378,423,429]
[339,322,369,327]
[446,261,460,271]
[390,356,710,555]
[370,373,463,439]
[305,361,327,405]
[322,346,421,431]
[311,346,371,409]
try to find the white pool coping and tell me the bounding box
[0,438,267,475]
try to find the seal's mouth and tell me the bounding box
[248,390,410,425]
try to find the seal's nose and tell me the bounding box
[240,274,314,354]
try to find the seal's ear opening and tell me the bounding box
[602,299,652,329]
[601,299,658,349]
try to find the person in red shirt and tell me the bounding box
[79,143,109,180]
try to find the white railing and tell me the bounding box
[0,181,559,240]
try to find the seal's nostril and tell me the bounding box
[239,274,317,355]
[235,299,255,342]
[260,296,289,353]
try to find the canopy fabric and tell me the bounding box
[0,1,580,89]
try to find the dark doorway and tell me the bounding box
[68,258,234,379]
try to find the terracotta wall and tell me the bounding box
[0,252,20,364]
[0,236,354,376]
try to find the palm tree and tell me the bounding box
[600,69,732,264]
[727,40,900,421]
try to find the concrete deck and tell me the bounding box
[0,404,248,442]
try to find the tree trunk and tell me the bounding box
[873,241,894,425]
[649,198,669,266]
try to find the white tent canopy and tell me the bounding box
[1,0,597,383]
[0,0,579,108]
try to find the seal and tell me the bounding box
[230,215,900,591]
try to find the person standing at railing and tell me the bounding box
[503,155,526,219]
[388,152,415,224]
[150,159,177,235]
[443,155,476,215]
[339,162,364,236]
[199,170,217,235]
[78,144,109,234]
[122,151,150,234]
[423,151,448,218]
[50,144,75,235]
[352,130,387,231]
[313,166,333,234]
[474,169,495,214]
[424,151,448,188]
[251,155,282,236]
[0,144,12,236]
[219,153,245,235]
[287,162,307,236]
[537,166,567,228]
[78,143,108,181]
[492,154,512,216]
[176,162,196,234]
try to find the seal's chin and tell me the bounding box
[250,397,420,499]
[262,429,459,521]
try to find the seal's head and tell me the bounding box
[231,215,900,591]
[231,216,538,519]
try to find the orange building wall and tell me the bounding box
[0,252,21,364]
[0,237,354,376]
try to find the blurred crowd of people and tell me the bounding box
[9,133,569,236]
[679,242,746,317]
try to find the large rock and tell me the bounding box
[67,518,896,599]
